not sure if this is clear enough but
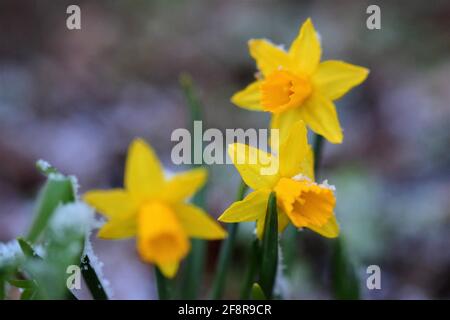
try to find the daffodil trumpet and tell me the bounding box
[219,121,339,239]
[84,139,227,279]
[231,18,369,144]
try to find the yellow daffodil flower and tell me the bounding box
[219,121,339,239]
[84,139,227,278]
[231,18,369,144]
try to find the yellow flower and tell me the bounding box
[218,121,339,239]
[231,18,369,144]
[84,139,227,278]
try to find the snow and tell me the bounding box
[36,159,51,171]
[80,202,113,297]
[68,175,80,199]
[0,240,24,268]
[320,179,336,191]
[49,201,113,297]
[292,173,312,182]
[49,202,95,239]
[292,174,336,193]
[82,230,113,298]
[48,172,67,181]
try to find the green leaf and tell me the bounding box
[332,237,360,299]
[179,73,202,125]
[17,237,41,260]
[178,73,206,299]
[250,283,266,300]
[240,239,261,299]
[155,266,171,300]
[26,177,75,243]
[259,192,278,299]
[8,279,36,289]
[20,289,36,300]
[313,134,324,177]
[0,275,5,300]
[210,181,248,299]
[35,160,58,176]
[80,255,108,300]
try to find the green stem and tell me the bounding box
[180,239,206,299]
[179,73,207,299]
[240,239,260,299]
[259,192,278,299]
[210,180,248,299]
[313,134,324,178]
[155,267,170,300]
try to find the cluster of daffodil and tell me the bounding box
[0,18,367,301]
[82,18,368,300]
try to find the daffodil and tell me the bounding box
[231,18,369,144]
[84,139,227,278]
[219,121,338,239]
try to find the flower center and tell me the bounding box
[261,70,312,114]
[137,202,190,264]
[274,177,335,228]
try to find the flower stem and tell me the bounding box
[313,134,324,178]
[155,267,170,300]
[210,180,248,299]
[179,73,207,299]
[259,192,278,299]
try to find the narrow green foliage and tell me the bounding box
[312,133,360,300]
[240,239,261,299]
[178,73,207,299]
[26,162,107,300]
[313,134,324,177]
[20,289,36,300]
[8,279,36,289]
[35,160,58,175]
[251,283,267,300]
[259,192,278,299]
[17,237,41,260]
[211,180,248,299]
[332,237,360,299]
[155,266,171,300]
[26,177,75,243]
[0,275,5,300]
[180,73,202,125]
[80,255,108,300]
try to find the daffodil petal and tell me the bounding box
[97,218,137,239]
[228,143,280,190]
[157,262,179,279]
[125,138,164,200]
[270,107,303,149]
[219,189,271,223]
[300,94,343,144]
[307,215,339,238]
[231,81,263,111]
[289,18,321,75]
[279,121,313,179]
[174,203,227,240]
[249,39,293,76]
[83,189,136,219]
[162,168,207,203]
[313,60,369,100]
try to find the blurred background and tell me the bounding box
[0,0,449,299]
